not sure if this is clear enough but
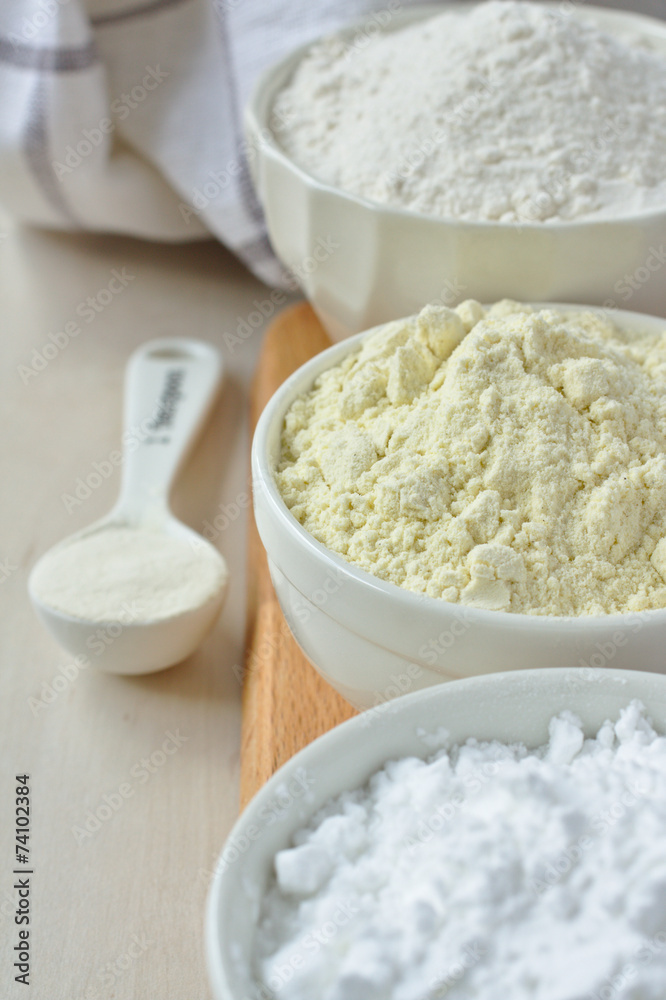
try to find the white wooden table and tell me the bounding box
[0,216,289,999]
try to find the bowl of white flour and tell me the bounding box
[252,300,666,709]
[206,667,666,1000]
[246,1,666,340]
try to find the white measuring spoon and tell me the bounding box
[29,338,228,675]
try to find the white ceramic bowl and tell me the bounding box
[206,666,666,1000]
[246,2,666,341]
[252,303,666,711]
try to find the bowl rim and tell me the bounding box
[205,665,666,1000]
[252,301,666,628]
[245,0,666,231]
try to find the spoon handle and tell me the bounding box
[116,338,223,520]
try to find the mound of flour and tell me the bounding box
[274,0,666,222]
[277,300,666,616]
[31,526,226,622]
[253,702,666,1000]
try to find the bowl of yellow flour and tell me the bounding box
[252,300,666,709]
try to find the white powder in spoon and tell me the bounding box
[31,526,227,622]
[254,701,666,1000]
[275,0,666,223]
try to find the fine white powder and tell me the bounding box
[254,702,666,1000]
[275,0,666,223]
[31,526,227,622]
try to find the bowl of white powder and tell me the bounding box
[246,1,666,340]
[206,666,666,1000]
[252,299,666,709]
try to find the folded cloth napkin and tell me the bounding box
[0,0,662,287]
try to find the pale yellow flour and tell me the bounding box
[276,302,666,615]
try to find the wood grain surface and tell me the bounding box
[240,303,357,808]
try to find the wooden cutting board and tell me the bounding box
[240,303,358,808]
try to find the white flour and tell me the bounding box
[31,526,227,622]
[275,0,666,222]
[277,301,666,616]
[254,702,666,1000]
